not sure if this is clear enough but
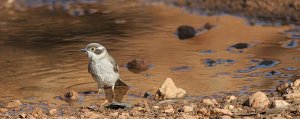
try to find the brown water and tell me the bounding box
[0,1,299,105]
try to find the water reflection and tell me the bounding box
[0,0,299,105]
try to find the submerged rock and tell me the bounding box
[155,78,186,100]
[282,39,298,48]
[62,90,79,101]
[231,43,250,49]
[127,59,149,73]
[244,92,270,109]
[176,25,197,40]
[170,66,192,72]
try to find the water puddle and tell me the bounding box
[0,0,299,105]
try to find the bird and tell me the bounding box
[81,43,125,100]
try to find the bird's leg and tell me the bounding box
[96,88,101,99]
[111,84,115,102]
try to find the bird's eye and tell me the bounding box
[90,48,95,51]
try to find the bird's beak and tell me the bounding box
[80,49,87,52]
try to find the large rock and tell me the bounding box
[155,78,186,100]
[244,92,270,109]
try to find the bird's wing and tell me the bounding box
[107,55,128,86]
[107,55,119,73]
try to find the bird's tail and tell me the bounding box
[115,78,128,86]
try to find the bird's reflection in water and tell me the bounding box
[104,80,132,109]
[103,81,129,103]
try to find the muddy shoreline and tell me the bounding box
[157,0,300,25]
[1,77,300,119]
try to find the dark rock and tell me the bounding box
[143,92,151,98]
[203,22,215,30]
[176,25,197,40]
[231,43,249,49]
[62,90,79,101]
[105,102,132,110]
[127,59,149,73]
[170,66,192,71]
[257,59,280,68]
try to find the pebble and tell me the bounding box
[164,105,174,113]
[212,108,233,116]
[49,109,57,116]
[271,100,290,108]
[183,105,194,112]
[63,90,79,100]
[202,99,218,106]
[225,95,237,103]
[0,108,8,113]
[6,100,22,108]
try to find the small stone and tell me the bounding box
[212,108,233,116]
[202,99,218,106]
[203,22,215,30]
[63,90,79,100]
[32,108,44,118]
[155,78,186,100]
[221,115,232,119]
[0,108,8,113]
[89,113,104,119]
[133,107,143,111]
[19,113,27,118]
[164,105,174,113]
[143,92,151,98]
[276,82,289,94]
[244,92,270,109]
[271,100,290,108]
[153,106,160,109]
[49,109,57,116]
[183,106,193,112]
[6,100,22,108]
[176,25,197,40]
[224,105,234,110]
[118,112,130,119]
[110,112,119,117]
[226,96,237,103]
[198,108,209,116]
[181,113,197,119]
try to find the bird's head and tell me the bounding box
[81,43,108,60]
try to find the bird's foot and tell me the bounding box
[96,89,102,99]
[101,99,109,106]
